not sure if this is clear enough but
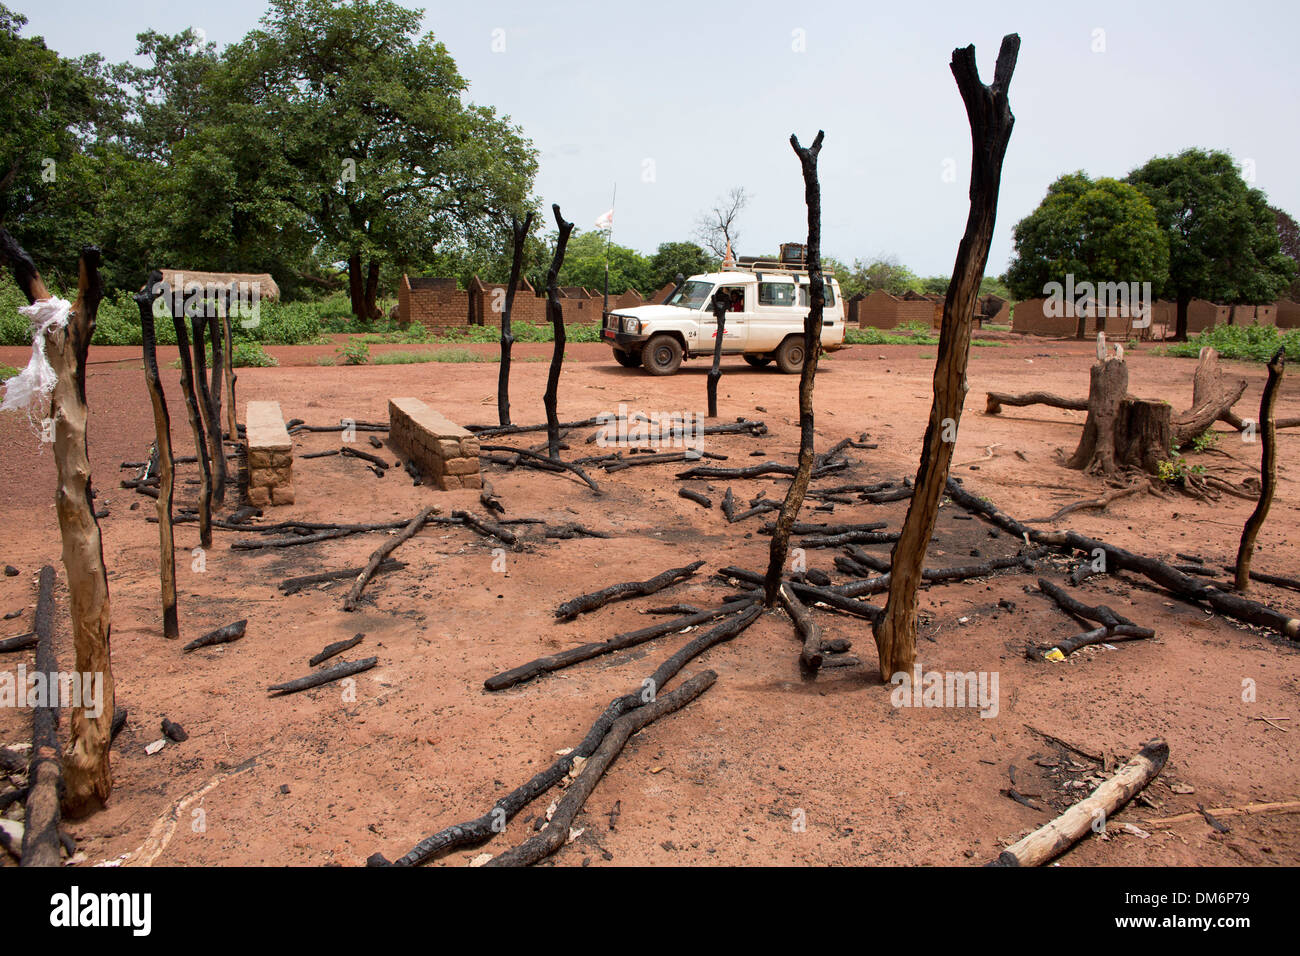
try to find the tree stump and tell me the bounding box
[1115,399,1172,475]
[1065,358,1128,475]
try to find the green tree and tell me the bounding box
[225,0,538,319]
[648,241,714,294]
[556,230,653,296]
[1272,206,1300,301]
[1126,149,1294,340]
[1005,171,1169,337]
[845,255,921,296]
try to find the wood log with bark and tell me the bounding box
[1235,348,1285,592]
[554,561,705,621]
[268,657,378,696]
[989,739,1168,866]
[543,205,575,460]
[372,604,762,866]
[762,133,828,608]
[169,300,212,547]
[485,670,718,867]
[873,35,1019,680]
[135,272,179,639]
[182,619,247,652]
[342,506,437,611]
[498,211,534,426]
[190,313,227,505]
[21,566,61,866]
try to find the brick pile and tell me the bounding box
[245,400,294,506]
[388,397,482,490]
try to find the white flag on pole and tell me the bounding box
[594,208,614,232]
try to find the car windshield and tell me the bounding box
[666,280,714,310]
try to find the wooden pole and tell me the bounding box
[136,272,179,639]
[1236,348,1285,592]
[498,211,535,427]
[222,307,238,442]
[707,292,728,418]
[873,36,1019,678]
[44,249,116,816]
[170,306,212,548]
[763,131,826,607]
[544,204,574,460]
[191,313,227,505]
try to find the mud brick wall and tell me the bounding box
[1011,299,1138,337]
[245,400,294,506]
[1277,300,1300,329]
[467,277,547,327]
[388,397,481,491]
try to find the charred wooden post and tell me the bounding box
[554,560,705,621]
[136,272,179,639]
[498,211,535,427]
[222,308,238,440]
[182,619,247,652]
[873,36,1019,678]
[191,313,227,505]
[1236,348,1285,592]
[170,305,212,547]
[762,132,827,606]
[269,657,378,696]
[21,566,60,866]
[543,205,575,460]
[208,309,224,443]
[707,290,729,418]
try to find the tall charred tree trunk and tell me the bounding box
[191,314,226,506]
[171,309,212,548]
[873,36,1019,679]
[1236,349,1285,592]
[348,251,365,321]
[137,273,178,639]
[499,212,535,427]
[544,204,575,460]
[207,308,224,437]
[763,131,826,607]
[1173,290,1190,342]
[364,259,382,320]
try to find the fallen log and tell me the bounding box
[21,566,61,866]
[373,604,762,866]
[985,391,1088,415]
[486,594,758,690]
[720,566,881,620]
[183,619,247,652]
[230,528,359,550]
[341,445,389,470]
[452,510,520,550]
[677,460,847,481]
[479,443,600,494]
[309,634,365,667]
[288,420,388,434]
[989,739,1169,866]
[761,520,888,536]
[721,487,736,521]
[946,477,1300,639]
[554,560,705,621]
[485,670,717,867]
[678,488,712,509]
[730,501,781,523]
[470,416,605,439]
[299,449,340,460]
[603,450,724,472]
[0,631,36,653]
[544,523,612,540]
[778,582,824,671]
[799,529,901,549]
[279,561,406,595]
[1024,483,1142,524]
[343,506,437,611]
[1146,800,1300,828]
[268,657,378,696]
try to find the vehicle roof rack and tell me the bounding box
[729,258,836,277]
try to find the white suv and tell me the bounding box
[602,265,846,375]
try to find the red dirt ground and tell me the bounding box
[1,334,1297,867]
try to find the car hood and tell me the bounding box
[610,304,700,321]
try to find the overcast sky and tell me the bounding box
[14,0,1300,276]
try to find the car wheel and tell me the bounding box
[643,335,683,375]
[743,354,772,368]
[614,349,642,368]
[775,336,805,374]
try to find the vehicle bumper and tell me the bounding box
[603,327,650,348]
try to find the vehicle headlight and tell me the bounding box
[622,316,640,334]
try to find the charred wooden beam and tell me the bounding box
[1235,349,1285,592]
[183,619,247,652]
[309,634,365,667]
[268,657,378,696]
[278,561,406,596]
[554,561,705,622]
[21,566,60,866]
[343,506,437,611]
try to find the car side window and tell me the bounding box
[796,283,837,307]
[758,282,795,307]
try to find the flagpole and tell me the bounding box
[602,183,616,323]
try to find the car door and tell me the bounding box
[700,284,750,354]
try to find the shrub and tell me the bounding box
[337,341,370,365]
[231,341,278,368]
[1163,324,1300,362]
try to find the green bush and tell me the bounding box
[1163,324,1300,362]
[845,326,939,346]
[337,341,370,365]
[231,341,278,367]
